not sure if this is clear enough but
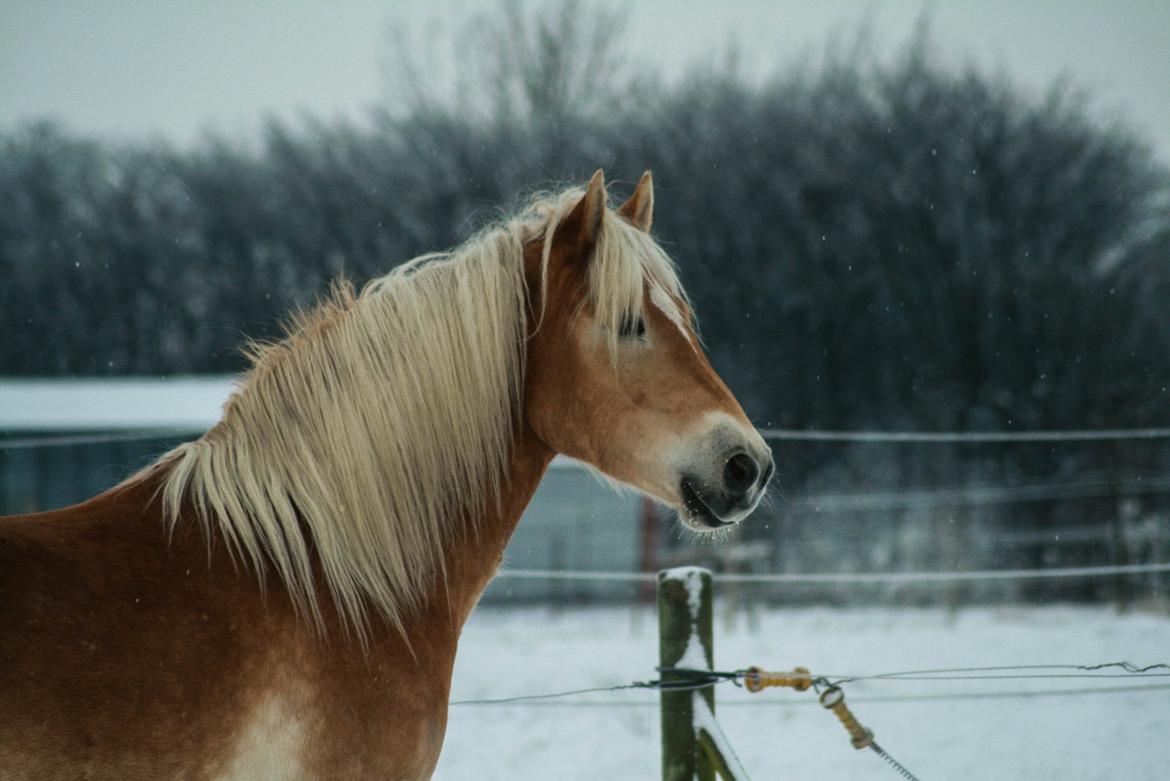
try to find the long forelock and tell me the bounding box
[527,188,690,355]
[146,183,687,643]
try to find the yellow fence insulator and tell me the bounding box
[819,685,874,750]
[742,666,813,693]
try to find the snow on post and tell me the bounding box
[658,566,716,781]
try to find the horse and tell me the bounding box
[0,170,773,779]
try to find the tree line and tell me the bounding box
[3,2,1169,571]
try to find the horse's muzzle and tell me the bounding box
[679,449,772,531]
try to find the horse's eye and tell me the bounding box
[618,315,646,340]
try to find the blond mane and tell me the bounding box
[150,185,686,639]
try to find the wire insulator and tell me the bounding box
[819,686,874,749]
[744,666,814,693]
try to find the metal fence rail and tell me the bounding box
[495,561,1170,585]
[7,424,1170,450]
[759,427,1170,442]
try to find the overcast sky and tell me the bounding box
[3,0,1169,162]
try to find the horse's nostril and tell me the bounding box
[724,452,759,494]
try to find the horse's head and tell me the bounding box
[524,170,773,532]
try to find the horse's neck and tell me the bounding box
[125,420,553,644]
[431,424,554,628]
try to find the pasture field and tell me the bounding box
[438,603,1170,780]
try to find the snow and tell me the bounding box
[663,565,706,617]
[692,694,752,779]
[675,632,710,672]
[0,376,237,430]
[660,566,711,671]
[436,604,1170,780]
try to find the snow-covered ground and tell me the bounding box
[436,604,1170,780]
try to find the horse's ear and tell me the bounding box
[559,169,607,259]
[618,171,653,233]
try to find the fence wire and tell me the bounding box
[759,427,1170,442]
[7,424,1170,450]
[449,662,1170,708]
[449,682,1170,707]
[495,561,1170,585]
[0,428,200,450]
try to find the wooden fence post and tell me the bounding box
[659,566,716,781]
